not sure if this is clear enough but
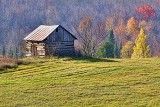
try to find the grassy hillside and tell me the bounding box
[0,57,160,107]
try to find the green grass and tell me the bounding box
[0,57,160,107]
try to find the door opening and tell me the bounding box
[31,44,37,56]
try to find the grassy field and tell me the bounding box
[0,57,160,107]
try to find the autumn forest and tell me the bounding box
[0,0,160,57]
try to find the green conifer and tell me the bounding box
[114,42,119,58]
[2,46,6,57]
[96,43,106,58]
[107,30,115,58]
[8,47,14,58]
[108,30,115,45]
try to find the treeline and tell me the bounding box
[96,28,150,58]
[1,46,19,58]
[0,0,160,57]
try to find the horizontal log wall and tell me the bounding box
[44,26,76,56]
[37,43,45,56]
[45,41,75,55]
[26,42,32,57]
[26,42,46,57]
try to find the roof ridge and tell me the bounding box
[40,25,59,27]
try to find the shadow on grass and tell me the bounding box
[66,56,118,63]
[0,59,32,74]
[0,56,118,74]
[0,66,17,74]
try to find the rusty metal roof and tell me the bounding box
[24,25,59,41]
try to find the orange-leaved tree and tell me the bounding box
[114,18,126,45]
[126,17,139,41]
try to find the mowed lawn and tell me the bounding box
[0,57,160,107]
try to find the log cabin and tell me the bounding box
[24,25,77,57]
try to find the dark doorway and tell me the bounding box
[31,44,37,56]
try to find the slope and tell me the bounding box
[0,57,160,107]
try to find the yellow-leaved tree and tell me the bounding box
[121,41,134,58]
[131,28,150,58]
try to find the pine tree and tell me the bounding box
[119,42,123,58]
[114,42,119,58]
[108,29,115,45]
[96,41,114,58]
[2,46,6,57]
[96,42,106,58]
[96,30,117,58]
[107,30,115,58]
[8,47,14,58]
[120,42,123,51]
[105,42,114,58]
[15,47,19,58]
[131,29,150,58]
